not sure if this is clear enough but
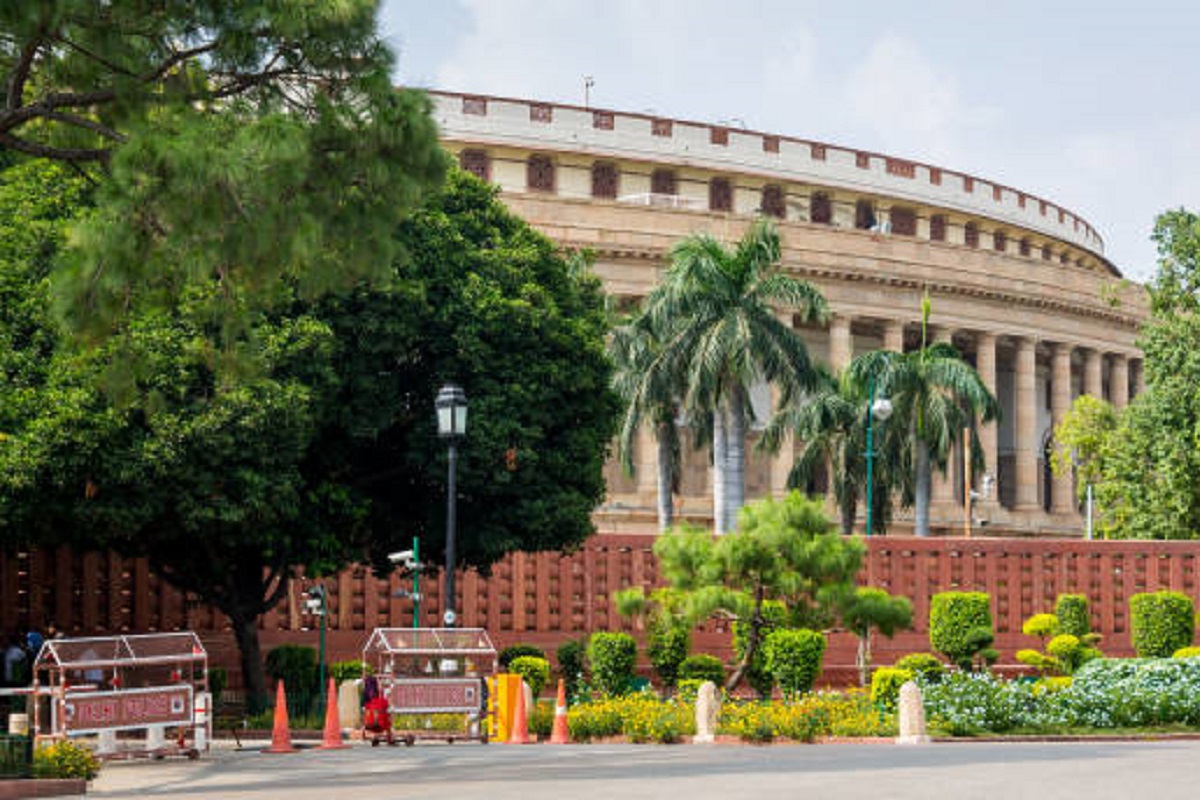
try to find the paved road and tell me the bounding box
[86,738,1200,800]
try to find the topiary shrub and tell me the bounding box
[586,632,637,696]
[763,629,826,698]
[894,653,946,682]
[1055,594,1092,638]
[732,599,788,698]
[870,666,913,712]
[678,654,725,686]
[1022,613,1058,640]
[929,592,993,671]
[509,656,551,698]
[1173,646,1200,659]
[499,644,546,671]
[1130,591,1195,658]
[264,644,319,694]
[556,638,587,699]
[647,616,690,689]
[329,659,371,685]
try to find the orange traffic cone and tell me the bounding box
[507,680,532,744]
[549,678,570,744]
[319,677,347,750]
[264,680,297,753]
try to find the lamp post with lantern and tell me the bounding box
[435,384,468,627]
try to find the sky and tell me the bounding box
[377,1,1200,282]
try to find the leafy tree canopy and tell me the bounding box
[648,492,862,691]
[0,168,619,697]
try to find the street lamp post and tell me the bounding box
[304,583,327,709]
[435,384,468,628]
[864,375,893,537]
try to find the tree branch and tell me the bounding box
[0,131,109,163]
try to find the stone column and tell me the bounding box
[829,314,853,371]
[1133,358,1146,399]
[1083,349,1103,399]
[883,319,905,353]
[635,424,658,508]
[975,332,999,502]
[1050,343,1075,515]
[1014,337,1039,511]
[1110,354,1130,409]
[931,327,956,510]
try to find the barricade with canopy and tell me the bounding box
[362,627,496,745]
[27,632,210,759]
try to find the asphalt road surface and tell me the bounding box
[86,738,1200,800]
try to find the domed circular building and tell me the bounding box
[430,91,1148,537]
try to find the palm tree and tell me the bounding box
[846,296,999,536]
[639,219,828,533]
[610,318,682,531]
[762,366,908,535]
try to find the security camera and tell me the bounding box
[974,517,990,528]
[388,550,418,569]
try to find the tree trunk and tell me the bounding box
[231,612,268,714]
[713,408,727,535]
[726,387,746,535]
[656,421,674,532]
[840,484,858,536]
[725,587,765,692]
[857,629,872,687]
[915,439,931,536]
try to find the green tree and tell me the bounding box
[1086,210,1200,539]
[637,220,828,533]
[1049,394,1118,504]
[762,365,907,535]
[609,319,682,531]
[2,1,445,351]
[613,587,691,690]
[846,295,998,536]
[0,169,619,702]
[838,587,913,687]
[651,492,862,691]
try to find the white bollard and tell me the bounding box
[338,681,362,730]
[193,692,210,751]
[895,680,930,745]
[146,725,165,751]
[98,728,118,755]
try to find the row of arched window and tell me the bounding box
[458,149,1081,266]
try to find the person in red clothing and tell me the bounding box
[361,675,394,746]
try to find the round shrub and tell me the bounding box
[1172,646,1200,659]
[264,644,318,694]
[499,644,546,671]
[1055,594,1092,638]
[556,638,587,699]
[1130,591,1195,658]
[929,592,993,670]
[509,656,551,698]
[329,659,370,685]
[647,617,690,689]
[763,629,826,698]
[894,653,946,682]
[870,666,913,712]
[33,740,101,781]
[678,654,725,686]
[587,632,637,696]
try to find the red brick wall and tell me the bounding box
[5,536,1199,687]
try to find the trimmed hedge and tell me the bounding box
[678,654,725,686]
[1130,591,1194,658]
[763,629,826,698]
[509,656,551,698]
[894,653,946,681]
[870,667,913,712]
[499,644,546,671]
[587,632,637,696]
[929,592,993,670]
[1055,594,1091,638]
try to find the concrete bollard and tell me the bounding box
[895,680,930,745]
[146,725,165,751]
[692,681,720,744]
